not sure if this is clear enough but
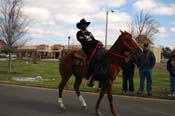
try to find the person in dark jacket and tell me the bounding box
[137,43,156,96]
[167,49,175,97]
[121,52,135,95]
[76,18,103,87]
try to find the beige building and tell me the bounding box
[0,40,65,59]
[16,44,64,59]
[150,46,161,63]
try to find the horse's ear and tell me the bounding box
[120,30,124,34]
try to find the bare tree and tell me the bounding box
[128,10,160,45]
[0,0,31,72]
[161,46,172,59]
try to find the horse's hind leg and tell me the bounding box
[73,74,87,110]
[58,77,70,110]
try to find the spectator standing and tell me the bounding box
[167,49,175,97]
[121,52,135,95]
[137,43,156,96]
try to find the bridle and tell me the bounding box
[106,50,127,59]
[123,34,140,52]
[106,34,139,60]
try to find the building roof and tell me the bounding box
[17,45,37,50]
[37,44,49,49]
[16,44,64,52]
[51,44,64,50]
[0,40,6,45]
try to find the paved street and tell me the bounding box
[0,84,174,116]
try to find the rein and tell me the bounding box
[106,50,127,71]
[88,44,103,64]
[106,50,127,59]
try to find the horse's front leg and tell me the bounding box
[74,75,87,110]
[95,84,105,116]
[107,80,118,116]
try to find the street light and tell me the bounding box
[68,36,71,49]
[105,10,114,48]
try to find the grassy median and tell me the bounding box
[0,59,171,99]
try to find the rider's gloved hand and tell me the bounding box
[97,42,103,46]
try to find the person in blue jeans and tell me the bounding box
[137,43,156,96]
[167,49,175,97]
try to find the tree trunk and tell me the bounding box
[8,50,12,73]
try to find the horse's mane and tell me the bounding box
[109,34,122,52]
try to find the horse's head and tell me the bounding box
[118,30,142,54]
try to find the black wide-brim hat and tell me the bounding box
[76,19,90,29]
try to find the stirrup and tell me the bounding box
[87,75,95,87]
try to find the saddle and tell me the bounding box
[72,50,86,66]
[72,49,108,82]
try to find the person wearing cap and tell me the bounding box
[137,43,156,96]
[167,49,175,97]
[76,18,103,87]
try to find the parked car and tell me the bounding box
[6,54,17,58]
[0,53,7,58]
[160,59,168,63]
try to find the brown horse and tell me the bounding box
[57,30,142,116]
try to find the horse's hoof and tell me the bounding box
[82,106,87,110]
[113,113,119,116]
[57,104,66,110]
[60,106,66,110]
[96,111,102,116]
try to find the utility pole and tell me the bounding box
[105,10,114,48]
[68,36,71,49]
[105,10,108,48]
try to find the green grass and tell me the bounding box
[0,60,171,99]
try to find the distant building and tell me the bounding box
[0,40,6,53]
[15,44,64,59]
[150,46,161,63]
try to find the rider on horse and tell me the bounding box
[76,18,104,87]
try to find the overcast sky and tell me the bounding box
[24,0,175,49]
